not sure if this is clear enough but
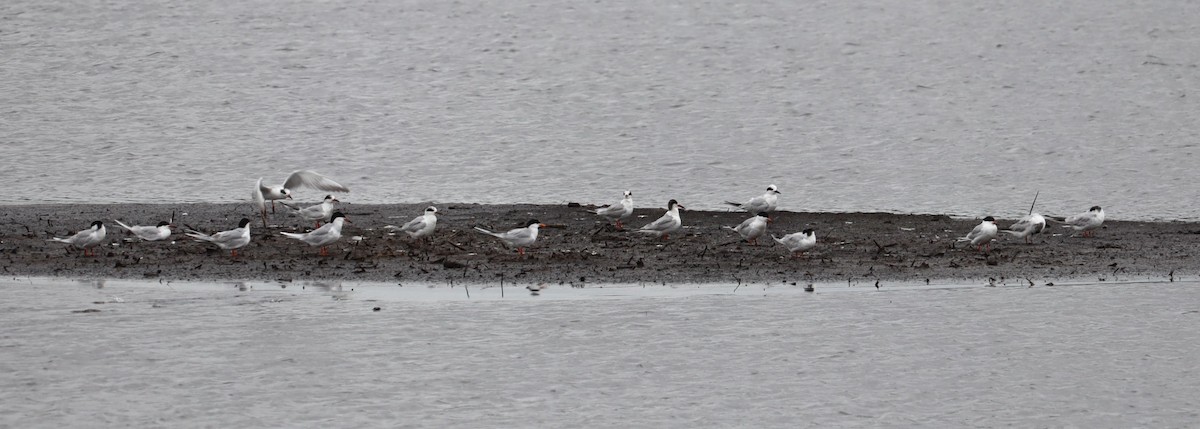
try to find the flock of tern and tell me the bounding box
[47,170,1107,259]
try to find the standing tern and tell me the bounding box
[475,219,546,255]
[253,170,349,227]
[725,184,780,215]
[186,218,251,257]
[113,220,172,241]
[958,216,999,252]
[281,212,349,256]
[48,221,107,257]
[593,191,634,230]
[637,199,684,240]
[385,206,438,240]
[773,228,817,258]
[1050,206,1105,237]
[728,212,771,245]
[1001,213,1046,244]
[280,195,339,228]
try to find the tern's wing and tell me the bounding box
[400,217,426,232]
[596,201,625,216]
[113,219,135,232]
[208,228,244,244]
[734,217,755,232]
[474,226,501,238]
[1064,212,1095,227]
[283,170,349,193]
[253,178,267,211]
[964,223,985,241]
[742,196,767,212]
[641,214,674,231]
[1008,216,1033,232]
[501,227,534,241]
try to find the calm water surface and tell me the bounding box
[1,277,1198,427]
[2,0,1198,220]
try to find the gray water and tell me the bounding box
[2,277,1199,427]
[3,0,1198,220]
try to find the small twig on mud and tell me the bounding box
[445,240,467,252]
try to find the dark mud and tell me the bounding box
[2,203,1196,286]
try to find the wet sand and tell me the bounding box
[3,203,1195,285]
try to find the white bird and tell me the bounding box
[385,206,438,240]
[725,184,781,215]
[186,218,252,257]
[1051,206,1105,237]
[727,212,771,245]
[281,212,349,256]
[280,195,339,228]
[48,221,107,257]
[773,228,817,258]
[637,199,684,240]
[113,220,172,241]
[1002,213,1046,244]
[475,219,546,255]
[593,190,634,230]
[958,216,999,252]
[253,170,349,227]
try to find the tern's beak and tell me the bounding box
[538,223,547,228]
[333,198,340,203]
[677,204,686,210]
[286,195,294,200]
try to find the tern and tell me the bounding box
[281,212,349,256]
[725,184,780,215]
[280,195,339,228]
[475,219,546,255]
[728,212,771,245]
[113,220,172,242]
[637,199,684,240]
[1050,206,1105,237]
[1002,213,1046,244]
[773,229,817,258]
[48,221,107,257]
[958,216,999,252]
[186,218,252,257]
[593,191,634,230]
[253,170,349,227]
[385,206,438,240]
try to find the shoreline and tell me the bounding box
[3,203,1195,285]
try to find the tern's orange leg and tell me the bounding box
[518,247,526,256]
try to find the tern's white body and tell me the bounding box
[186,221,251,256]
[475,224,541,249]
[726,185,780,214]
[50,222,107,255]
[638,201,683,238]
[282,196,338,226]
[113,220,171,241]
[388,207,438,239]
[729,214,769,244]
[594,191,634,228]
[773,230,817,255]
[1002,213,1046,244]
[1059,206,1105,236]
[959,218,999,250]
[281,217,346,249]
